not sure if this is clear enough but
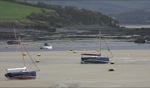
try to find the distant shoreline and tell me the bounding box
[121,24,150,28]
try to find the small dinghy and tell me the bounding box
[40,43,53,49]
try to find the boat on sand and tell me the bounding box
[81,32,113,64]
[5,37,40,80]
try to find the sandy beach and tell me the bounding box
[0,50,150,87]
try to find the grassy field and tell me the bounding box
[0,1,55,21]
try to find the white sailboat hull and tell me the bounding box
[40,46,53,49]
[6,67,27,72]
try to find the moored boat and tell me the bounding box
[7,40,20,45]
[81,54,109,64]
[5,37,40,80]
[81,32,113,64]
[40,43,52,49]
[5,71,36,80]
[7,28,20,45]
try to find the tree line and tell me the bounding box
[24,1,119,27]
[0,0,119,31]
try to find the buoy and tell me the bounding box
[36,60,40,63]
[73,51,76,53]
[23,53,26,56]
[5,46,8,48]
[70,49,73,51]
[108,68,115,71]
[97,49,100,52]
[110,61,115,64]
[37,54,41,56]
[66,43,69,45]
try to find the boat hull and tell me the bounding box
[7,40,20,45]
[81,57,109,64]
[5,71,36,80]
[40,46,52,49]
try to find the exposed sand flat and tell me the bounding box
[124,25,150,28]
[0,50,150,87]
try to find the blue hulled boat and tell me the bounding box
[5,71,36,79]
[81,32,113,64]
[5,36,40,80]
[81,54,109,64]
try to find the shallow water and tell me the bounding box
[0,39,149,52]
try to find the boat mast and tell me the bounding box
[19,36,40,71]
[14,20,17,40]
[13,28,17,40]
[22,44,40,71]
[103,38,114,58]
[99,31,101,55]
[19,36,26,67]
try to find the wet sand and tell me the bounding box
[0,50,150,87]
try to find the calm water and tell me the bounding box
[0,39,150,52]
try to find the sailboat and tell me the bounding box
[5,36,40,80]
[7,28,20,45]
[81,32,113,64]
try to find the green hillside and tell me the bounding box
[0,1,55,20]
[0,0,118,29]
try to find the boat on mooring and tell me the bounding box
[5,37,40,80]
[7,28,20,45]
[40,43,53,49]
[81,32,113,64]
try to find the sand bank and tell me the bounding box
[0,50,150,87]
